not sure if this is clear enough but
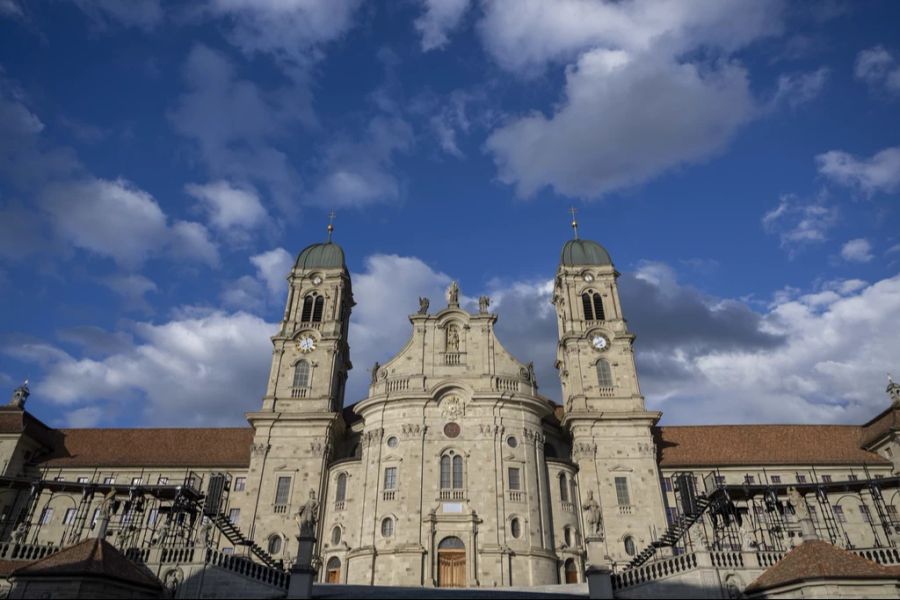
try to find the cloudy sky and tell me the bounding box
[1,0,899,429]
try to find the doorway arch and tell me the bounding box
[564,558,578,583]
[437,536,465,588]
[325,557,341,584]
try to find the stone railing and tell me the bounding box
[508,491,524,503]
[612,552,698,591]
[383,490,396,501]
[274,504,288,514]
[161,546,198,564]
[125,547,151,563]
[755,550,786,568]
[562,501,575,513]
[291,387,308,398]
[443,353,464,366]
[855,547,900,565]
[440,490,465,500]
[618,505,633,515]
[494,377,518,392]
[597,386,615,397]
[205,548,289,589]
[334,500,345,511]
[710,551,744,569]
[386,378,409,393]
[0,541,60,561]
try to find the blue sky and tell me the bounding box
[1,0,899,429]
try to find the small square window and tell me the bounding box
[63,508,76,525]
[104,477,115,485]
[234,477,246,492]
[770,475,781,484]
[157,476,168,485]
[77,477,89,484]
[132,477,143,486]
[821,475,832,483]
[796,475,807,484]
[228,508,241,526]
[663,478,673,492]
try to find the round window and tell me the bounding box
[381,517,394,538]
[507,436,518,448]
[331,526,341,545]
[443,422,460,438]
[386,436,399,448]
[510,517,521,539]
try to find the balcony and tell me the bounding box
[274,504,288,514]
[291,387,308,398]
[440,490,465,500]
[386,379,409,393]
[443,353,464,366]
[562,501,575,513]
[597,386,615,397]
[618,504,633,515]
[508,491,524,503]
[334,500,345,511]
[383,490,396,501]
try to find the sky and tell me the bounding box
[0,0,899,430]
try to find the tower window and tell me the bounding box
[615,477,630,506]
[508,467,521,491]
[336,473,347,503]
[559,474,569,502]
[510,517,521,539]
[596,359,613,388]
[440,453,464,489]
[581,293,594,321]
[293,360,310,389]
[312,295,325,322]
[331,526,342,545]
[592,293,605,320]
[301,295,315,322]
[268,535,283,554]
[384,467,397,490]
[274,477,291,506]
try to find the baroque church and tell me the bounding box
[2,226,900,599]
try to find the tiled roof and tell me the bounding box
[12,538,161,589]
[746,540,899,593]
[860,406,899,448]
[39,427,254,468]
[656,425,889,467]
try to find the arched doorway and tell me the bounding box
[564,558,578,584]
[437,536,466,588]
[325,557,341,584]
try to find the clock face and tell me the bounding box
[583,273,594,283]
[592,335,608,351]
[312,276,322,286]
[298,336,316,353]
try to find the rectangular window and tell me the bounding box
[821,475,832,483]
[744,475,755,485]
[91,508,100,525]
[770,475,781,484]
[234,477,246,492]
[275,477,291,506]
[228,508,241,526]
[222,547,234,555]
[63,508,76,525]
[715,475,726,486]
[132,477,143,485]
[808,505,819,524]
[876,474,885,479]
[40,507,54,525]
[104,477,115,485]
[77,477,88,484]
[848,474,858,481]
[796,475,807,484]
[147,509,159,526]
[53,476,65,482]
[614,477,630,506]
[508,467,521,491]
[663,478,673,492]
[384,467,397,490]
[666,507,678,525]
[157,476,168,485]
[860,505,872,523]
[834,506,846,523]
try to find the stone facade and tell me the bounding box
[1,234,899,597]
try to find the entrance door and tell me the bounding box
[437,536,466,588]
[564,558,578,584]
[325,557,341,584]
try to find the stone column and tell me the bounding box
[585,565,613,599]
[288,534,316,599]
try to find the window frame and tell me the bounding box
[614,477,630,506]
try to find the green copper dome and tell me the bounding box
[294,242,345,270]
[560,239,613,267]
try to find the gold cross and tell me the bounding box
[569,206,579,239]
[327,211,336,242]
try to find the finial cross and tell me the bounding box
[569,206,579,239]
[327,211,336,242]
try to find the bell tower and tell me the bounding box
[553,213,667,566]
[244,220,353,550]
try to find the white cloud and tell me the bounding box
[0,1,24,18]
[169,221,220,267]
[414,0,471,51]
[8,311,275,426]
[250,247,294,296]
[72,0,163,30]
[762,192,838,253]
[101,274,158,312]
[854,45,900,96]
[771,67,829,109]
[840,238,874,263]
[816,146,900,195]
[486,50,755,198]
[185,180,269,236]
[309,116,414,207]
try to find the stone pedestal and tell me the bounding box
[585,535,606,567]
[585,565,613,600]
[287,535,317,600]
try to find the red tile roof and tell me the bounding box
[657,425,888,467]
[746,540,899,593]
[39,428,253,468]
[12,538,161,589]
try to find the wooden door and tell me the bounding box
[438,550,466,587]
[565,567,578,584]
[326,567,340,584]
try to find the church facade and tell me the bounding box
[2,232,900,596]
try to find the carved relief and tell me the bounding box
[573,442,597,460]
[478,424,505,436]
[401,423,426,438]
[251,443,270,458]
[446,326,461,352]
[440,395,465,420]
[362,428,385,447]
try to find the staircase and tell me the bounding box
[209,512,281,570]
[625,493,715,569]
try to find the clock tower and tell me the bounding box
[243,225,354,549]
[553,220,667,566]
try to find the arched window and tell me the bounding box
[312,296,325,322]
[581,293,594,321]
[452,455,463,489]
[596,359,613,388]
[331,526,341,545]
[440,455,451,489]
[293,360,310,389]
[267,534,283,554]
[381,517,394,538]
[564,527,573,546]
[592,293,605,321]
[570,479,577,507]
[440,453,464,489]
[510,517,521,539]
[301,295,315,322]
[438,536,464,550]
[335,473,347,503]
[624,536,636,556]
[559,474,569,502]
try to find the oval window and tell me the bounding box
[624,536,636,556]
[386,436,399,448]
[510,517,521,539]
[381,517,394,538]
[507,437,518,448]
[331,526,341,545]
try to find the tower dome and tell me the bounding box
[560,239,613,267]
[294,242,345,270]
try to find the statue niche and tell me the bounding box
[446,325,461,353]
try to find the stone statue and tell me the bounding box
[198,519,214,549]
[888,374,900,406]
[739,526,757,550]
[786,486,810,521]
[417,297,430,315]
[583,490,603,537]
[526,361,536,383]
[371,362,380,384]
[478,295,490,314]
[163,568,183,598]
[11,522,27,544]
[446,281,459,307]
[446,326,460,352]
[99,489,117,520]
[9,380,29,409]
[152,523,170,547]
[295,490,319,537]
